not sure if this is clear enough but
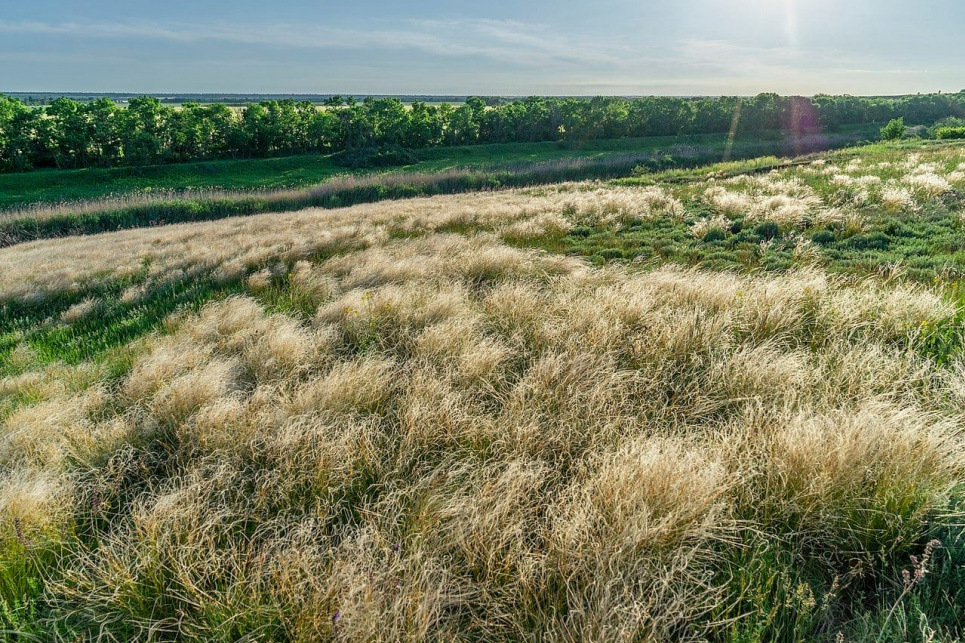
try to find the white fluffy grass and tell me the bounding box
[689,214,730,239]
[2,223,962,638]
[905,172,952,197]
[3,146,965,638]
[881,184,916,211]
[703,183,820,228]
[0,184,684,306]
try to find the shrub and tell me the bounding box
[881,118,907,141]
[568,226,593,238]
[928,117,965,138]
[935,127,965,140]
[754,220,781,240]
[702,227,727,243]
[598,247,625,260]
[811,229,836,245]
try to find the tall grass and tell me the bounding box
[1,143,964,640]
[0,129,873,248]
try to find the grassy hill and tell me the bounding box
[1,141,964,640]
[0,126,877,247]
[0,133,747,209]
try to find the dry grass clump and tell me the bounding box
[695,147,965,238]
[881,184,917,212]
[703,178,822,229]
[690,214,730,239]
[904,172,952,197]
[844,158,864,173]
[703,186,754,216]
[830,173,855,187]
[727,401,958,550]
[559,185,685,226]
[749,193,821,228]
[498,212,572,243]
[59,297,101,324]
[0,470,70,541]
[3,225,963,639]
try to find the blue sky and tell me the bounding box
[1,0,963,95]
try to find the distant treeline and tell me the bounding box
[1,92,964,173]
[5,93,472,107]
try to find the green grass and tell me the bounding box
[531,200,965,282]
[4,138,963,378]
[0,154,349,210]
[0,125,878,211]
[0,127,880,248]
[0,281,238,375]
[537,140,965,284]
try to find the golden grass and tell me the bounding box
[2,219,963,637]
[2,149,965,637]
[0,183,661,305]
[4,144,965,306]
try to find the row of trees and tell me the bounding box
[2,91,964,172]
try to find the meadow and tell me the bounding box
[0,126,876,247]
[0,125,880,212]
[1,140,965,640]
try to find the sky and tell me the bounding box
[1,0,964,96]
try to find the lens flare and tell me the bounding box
[784,0,798,45]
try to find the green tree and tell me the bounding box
[0,95,35,171]
[122,96,170,166]
[44,97,96,169]
[6,91,965,174]
[366,97,409,146]
[86,98,123,166]
[446,97,486,145]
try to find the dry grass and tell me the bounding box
[4,144,965,307]
[2,146,965,639]
[2,218,964,638]
[0,183,680,306]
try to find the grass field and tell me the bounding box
[1,140,964,640]
[0,126,877,211]
[0,127,880,248]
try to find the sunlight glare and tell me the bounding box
[784,0,799,46]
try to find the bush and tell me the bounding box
[811,229,836,245]
[568,226,593,238]
[928,117,965,138]
[333,145,419,169]
[702,227,727,243]
[598,247,625,260]
[935,127,965,140]
[881,118,906,141]
[754,221,781,240]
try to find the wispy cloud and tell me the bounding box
[0,18,630,68]
[0,17,957,95]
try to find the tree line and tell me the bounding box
[1,91,964,172]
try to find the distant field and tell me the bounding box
[0,126,877,211]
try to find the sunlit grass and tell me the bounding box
[2,141,965,640]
